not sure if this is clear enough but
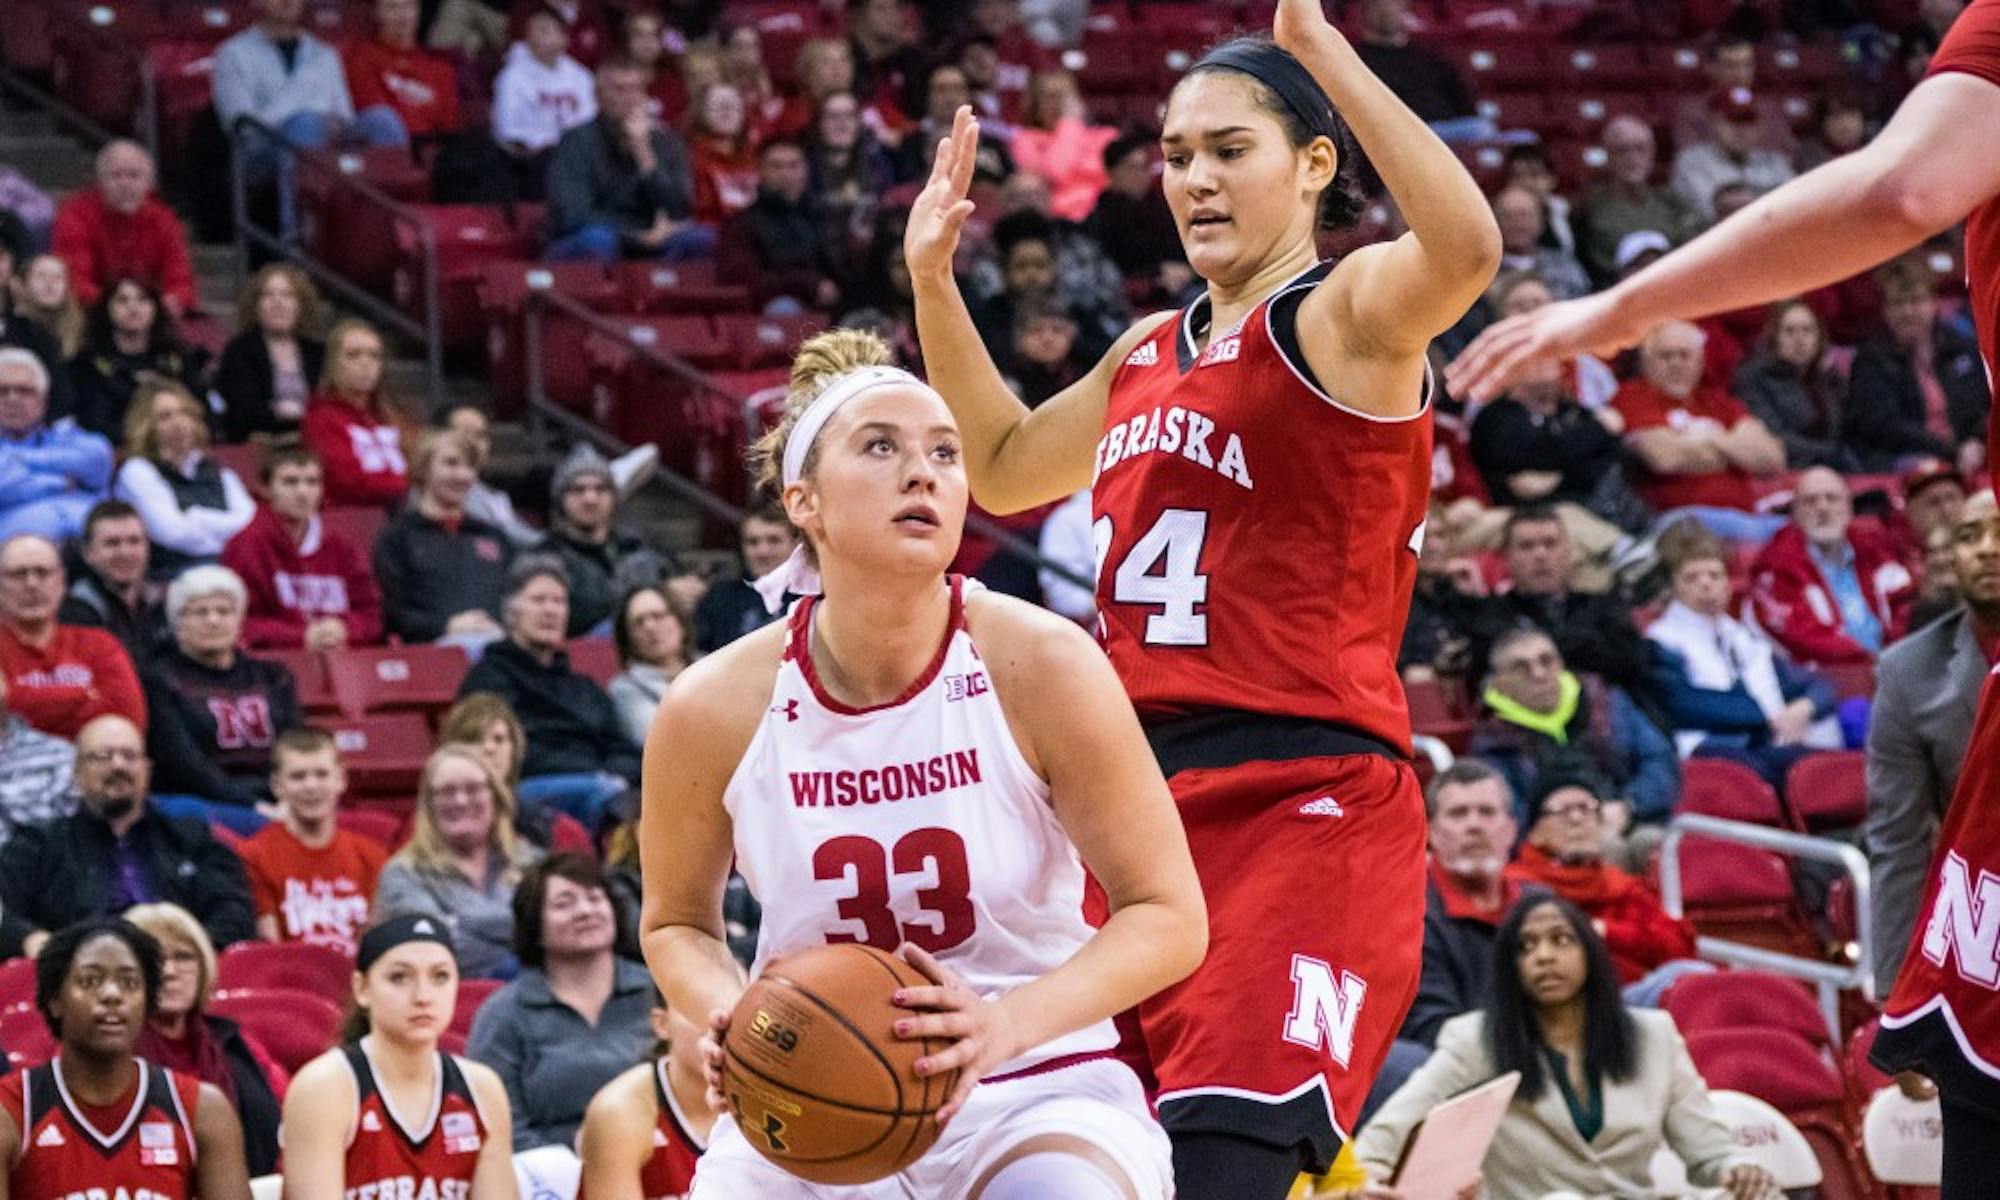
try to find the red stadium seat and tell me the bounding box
[217,941,355,999]
[336,805,408,849]
[1786,751,1868,832]
[1844,1016,1894,1100]
[321,507,388,559]
[1443,41,1550,91]
[266,648,338,714]
[1474,92,1553,134]
[439,1029,468,1057]
[476,260,622,415]
[211,988,340,1074]
[1661,969,1832,1054]
[1686,1028,1875,1200]
[393,206,541,351]
[312,713,434,797]
[299,147,433,297]
[451,978,504,1038]
[615,262,754,315]
[719,313,829,371]
[0,1003,55,1071]
[1761,42,1848,88]
[325,644,471,721]
[566,638,619,687]
[1550,44,1652,87]
[0,958,37,1011]
[1676,835,1820,958]
[1678,757,1794,829]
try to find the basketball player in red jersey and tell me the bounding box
[0,918,252,1200]
[902,0,1502,1189]
[1449,3,2000,1191]
[576,1004,709,1200]
[280,915,517,1199]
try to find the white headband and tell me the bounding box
[755,365,939,613]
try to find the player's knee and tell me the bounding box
[975,1150,1131,1200]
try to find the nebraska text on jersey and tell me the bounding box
[345,1180,471,1200]
[1092,404,1254,491]
[788,750,983,808]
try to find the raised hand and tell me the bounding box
[903,106,980,283]
[1273,0,1349,58]
[1445,293,1645,404]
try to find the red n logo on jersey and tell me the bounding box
[1922,851,2000,989]
[1282,954,1367,1066]
[206,696,275,750]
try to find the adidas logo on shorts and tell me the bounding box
[1299,795,1345,817]
[1125,343,1159,367]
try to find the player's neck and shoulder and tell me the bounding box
[652,618,790,762]
[580,1059,660,1148]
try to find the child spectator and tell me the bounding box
[212,264,327,443]
[221,441,383,650]
[493,5,597,176]
[114,379,256,575]
[240,727,387,953]
[302,318,413,508]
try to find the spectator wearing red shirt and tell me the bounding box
[772,38,857,140]
[1613,319,1786,535]
[301,319,412,508]
[220,442,383,650]
[342,0,463,140]
[0,534,145,739]
[239,728,386,953]
[1751,467,1916,665]
[686,82,760,225]
[49,141,196,318]
[1504,768,1704,996]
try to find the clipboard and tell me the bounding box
[1387,1070,1521,1199]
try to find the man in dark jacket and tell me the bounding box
[695,504,798,653]
[1464,507,1652,695]
[538,444,669,637]
[718,140,842,311]
[459,556,640,783]
[59,500,168,658]
[543,59,707,262]
[1843,260,1990,471]
[0,713,255,958]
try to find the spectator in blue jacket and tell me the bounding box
[1644,523,1845,787]
[1471,626,1680,856]
[0,346,113,541]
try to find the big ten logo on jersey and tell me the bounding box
[137,1121,178,1167]
[441,1111,481,1155]
[1920,850,2000,987]
[1282,955,1367,1069]
[206,695,274,750]
[944,670,988,701]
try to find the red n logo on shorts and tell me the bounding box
[206,695,275,750]
[1283,954,1367,1067]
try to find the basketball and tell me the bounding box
[720,943,959,1184]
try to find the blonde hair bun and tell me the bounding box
[751,328,900,498]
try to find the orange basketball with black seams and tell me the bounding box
[721,943,961,1184]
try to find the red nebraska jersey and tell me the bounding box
[339,1042,488,1199]
[1,1058,200,1200]
[1872,0,2000,1109]
[639,1058,703,1199]
[1092,263,1431,753]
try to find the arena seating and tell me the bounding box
[325,643,472,723]
[1788,751,1870,833]
[1687,1027,1876,1200]
[217,941,355,999]
[211,987,343,1073]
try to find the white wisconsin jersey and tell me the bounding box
[722,577,1114,1075]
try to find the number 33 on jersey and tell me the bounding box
[1092,268,1433,754]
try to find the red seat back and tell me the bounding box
[311,713,435,796]
[210,988,340,1074]
[265,649,336,714]
[325,644,471,720]
[321,506,388,557]
[0,958,37,1011]
[1661,969,1831,1053]
[1679,757,1793,828]
[1787,751,1868,831]
[216,941,355,1000]
[566,638,619,687]
[720,313,827,370]
[0,1003,55,1071]
[335,806,408,850]
[450,978,504,1037]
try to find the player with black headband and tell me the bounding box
[280,914,517,1199]
[0,918,253,1200]
[903,0,1502,1193]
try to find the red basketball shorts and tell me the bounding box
[1114,752,1427,1173]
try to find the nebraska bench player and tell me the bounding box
[0,918,252,1200]
[903,0,1502,1190]
[638,330,1206,1199]
[279,916,516,1200]
[576,1004,711,1200]
[1449,1,2000,1189]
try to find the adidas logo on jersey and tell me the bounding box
[1299,795,1345,817]
[1125,343,1159,367]
[34,1125,64,1147]
[360,1111,383,1132]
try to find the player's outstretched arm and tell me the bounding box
[1280,0,1501,377]
[637,659,757,1036]
[277,1052,355,1200]
[577,1067,653,1200]
[894,604,1205,1119]
[1448,70,2000,402]
[462,1062,520,1200]
[906,106,1172,514]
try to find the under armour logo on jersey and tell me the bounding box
[772,699,800,722]
[34,1124,63,1147]
[1299,795,1344,817]
[1125,342,1159,367]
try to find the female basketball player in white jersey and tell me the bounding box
[902,0,1500,1194]
[638,328,1207,1199]
[281,915,517,1199]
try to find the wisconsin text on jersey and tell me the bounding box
[788,749,984,807]
[1092,403,1255,490]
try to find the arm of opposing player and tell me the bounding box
[193,1081,254,1200]
[638,668,753,1027]
[576,1073,651,1200]
[463,1063,521,1200]
[992,615,1208,1056]
[277,1054,354,1200]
